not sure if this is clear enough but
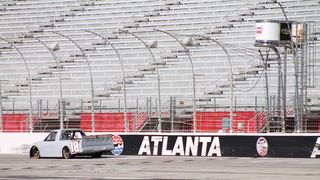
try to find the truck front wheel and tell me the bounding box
[31,146,40,159]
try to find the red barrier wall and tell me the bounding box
[80,112,134,132]
[196,111,256,133]
[2,114,28,132]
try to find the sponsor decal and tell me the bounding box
[256,137,268,157]
[280,28,290,35]
[280,23,291,41]
[311,137,320,158]
[256,26,263,34]
[111,135,124,156]
[138,136,221,157]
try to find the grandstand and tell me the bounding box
[0,0,319,133]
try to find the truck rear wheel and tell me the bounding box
[62,147,72,159]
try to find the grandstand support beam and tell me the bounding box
[85,30,129,133]
[31,36,64,130]
[191,35,234,133]
[276,1,300,133]
[125,31,162,133]
[154,29,197,133]
[50,32,96,133]
[0,37,33,133]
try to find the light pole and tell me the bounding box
[30,35,64,130]
[276,1,300,132]
[191,35,234,132]
[125,31,162,133]
[0,37,33,133]
[258,50,271,132]
[50,31,96,132]
[154,29,197,133]
[85,30,129,132]
[270,46,283,132]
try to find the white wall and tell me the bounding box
[0,132,118,154]
[0,133,47,154]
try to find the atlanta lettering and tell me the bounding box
[311,137,320,158]
[138,136,221,156]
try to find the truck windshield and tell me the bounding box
[44,131,57,141]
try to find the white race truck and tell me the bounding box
[29,128,114,159]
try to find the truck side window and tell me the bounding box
[44,132,57,141]
[61,131,71,140]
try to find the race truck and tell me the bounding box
[29,128,114,159]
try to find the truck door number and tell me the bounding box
[70,141,80,153]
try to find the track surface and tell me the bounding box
[0,154,319,179]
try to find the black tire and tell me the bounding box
[31,146,40,159]
[62,147,72,159]
[91,152,102,158]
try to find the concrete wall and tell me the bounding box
[1,133,319,158]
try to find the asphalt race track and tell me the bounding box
[0,154,319,179]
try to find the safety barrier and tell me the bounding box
[1,132,320,158]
